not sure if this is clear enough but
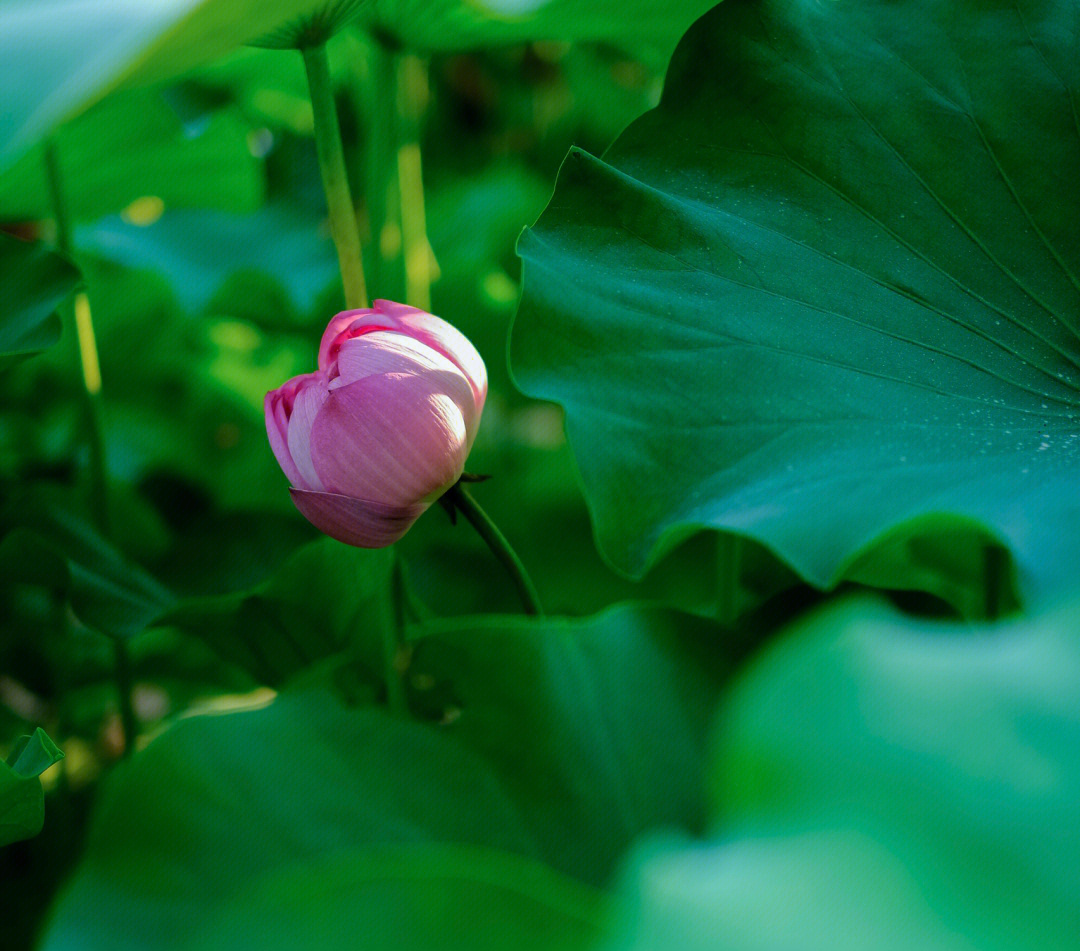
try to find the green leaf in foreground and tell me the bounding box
[1,728,65,847]
[604,597,1080,950]
[407,605,726,883]
[41,606,721,950]
[0,233,78,371]
[190,846,604,951]
[512,0,1080,605]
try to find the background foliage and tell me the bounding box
[1,0,1077,948]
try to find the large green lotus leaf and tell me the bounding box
[407,606,726,884]
[0,233,78,371]
[602,597,1080,950]
[512,0,1080,604]
[188,846,604,951]
[0,90,262,221]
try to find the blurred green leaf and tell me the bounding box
[1,727,64,847]
[6,728,64,776]
[76,202,337,315]
[512,0,1080,608]
[0,233,78,371]
[0,0,368,170]
[0,91,262,222]
[41,605,722,949]
[191,846,604,951]
[604,597,1080,950]
[407,604,726,883]
[0,504,173,640]
[1,0,713,172]
[362,0,716,68]
[162,538,396,688]
[38,689,548,951]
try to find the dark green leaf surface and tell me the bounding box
[512,0,1080,604]
[1,728,64,847]
[0,234,78,371]
[76,202,338,315]
[162,539,396,687]
[604,597,1080,950]
[0,507,173,641]
[408,604,727,882]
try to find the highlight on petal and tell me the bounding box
[289,488,427,548]
[310,369,471,508]
[372,299,488,410]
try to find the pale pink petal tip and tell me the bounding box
[290,488,428,549]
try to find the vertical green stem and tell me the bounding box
[446,484,543,616]
[112,639,138,758]
[396,54,432,311]
[382,557,409,716]
[45,141,132,754]
[363,39,404,301]
[302,43,368,310]
[44,142,108,536]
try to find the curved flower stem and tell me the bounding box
[302,42,368,310]
[445,483,543,616]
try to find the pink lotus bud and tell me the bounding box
[265,300,487,547]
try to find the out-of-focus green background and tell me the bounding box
[0,6,731,945]
[4,2,1079,949]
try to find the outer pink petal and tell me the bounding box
[290,488,426,548]
[332,331,480,442]
[286,376,330,491]
[265,374,311,489]
[309,368,471,507]
[318,309,392,372]
[372,299,488,412]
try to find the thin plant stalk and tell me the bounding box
[363,39,404,301]
[396,54,433,311]
[302,42,368,310]
[44,141,134,755]
[381,557,410,717]
[44,141,108,535]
